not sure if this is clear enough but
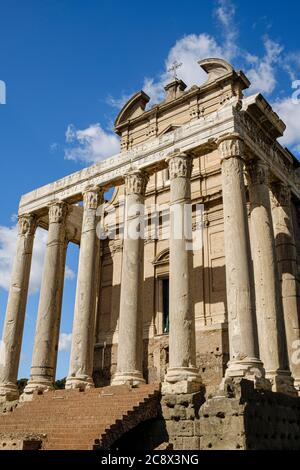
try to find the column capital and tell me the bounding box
[48,201,68,224]
[218,135,245,161]
[271,182,291,208]
[246,159,269,186]
[83,185,103,210]
[18,213,37,237]
[124,169,149,196]
[166,152,193,180]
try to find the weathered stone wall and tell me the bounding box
[161,391,204,450]
[158,380,300,451]
[93,327,229,396]
[199,380,300,450]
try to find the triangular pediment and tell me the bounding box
[158,124,180,136]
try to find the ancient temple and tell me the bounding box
[1,58,300,450]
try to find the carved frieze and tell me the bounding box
[235,109,300,195]
[18,97,300,216]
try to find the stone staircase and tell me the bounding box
[0,384,161,450]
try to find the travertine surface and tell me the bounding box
[162,153,201,394]
[66,187,103,390]
[247,160,295,395]
[23,202,68,398]
[218,136,266,386]
[271,182,300,392]
[0,215,36,401]
[112,170,148,385]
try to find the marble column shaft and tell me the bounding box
[162,152,201,394]
[112,170,148,386]
[271,182,300,392]
[66,186,103,390]
[0,214,37,401]
[248,161,294,395]
[218,136,266,385]
[23,201,68,397]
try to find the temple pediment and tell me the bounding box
[158,124,180,136]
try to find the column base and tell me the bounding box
[21,378,54,401]
[65,375,95,391]
[0,382,19,402]
[111,371,145,386]
[266,369,298,396]
[224,357,271,391]
[162,367,202,394]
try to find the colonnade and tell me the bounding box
[0,135,300,401]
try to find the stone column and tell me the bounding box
[66,186,103,390]
[247,161,295,395]
[162,152,201,394]
[111,170,149,386]
[218,136,267,386]
[271,182,300,393]
[0,214,37,402]
[23,201,68,398]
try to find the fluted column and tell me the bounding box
[23,201,68,399]
[271,182,300,394]
[162,152,201,394]
[218,136,267,386]
[247,161,295,395]
[111,170,148,386]
[66,186,103,390]
[0,215,37,402]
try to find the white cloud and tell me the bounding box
[63,0,300,161]
[0,224,75,295]
[273,97,300,153]
[50,142,59,153]
[58,332,72,352]
[165,33,224,86]
[214,0,238,60]
[141,33,230,106]
[65,123,120,164]
[109,0,239,107]
[246,37,284,95]
[106,93,133,109]
[65,265,75,281]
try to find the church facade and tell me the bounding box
[1,58,300,450]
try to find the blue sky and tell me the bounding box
[1,0,300,380]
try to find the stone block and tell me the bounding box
[170,436,183,450]
[166,420,194,437]
[183,437,200,450]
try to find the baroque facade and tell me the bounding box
[1,58,300,450]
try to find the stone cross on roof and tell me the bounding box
[167,60,182,80]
